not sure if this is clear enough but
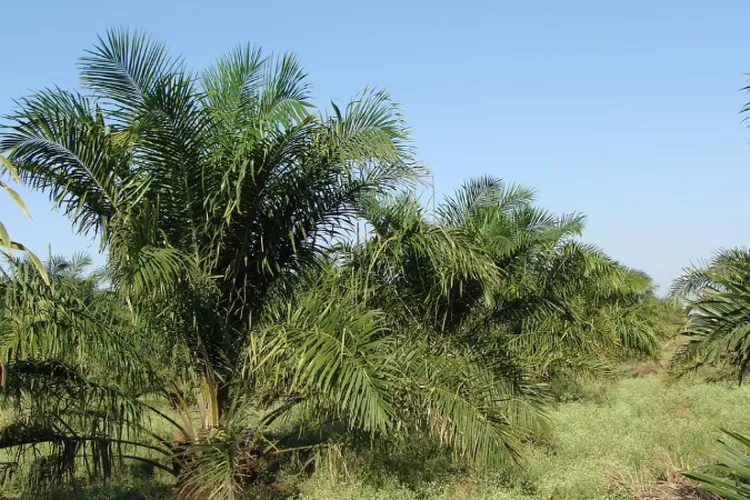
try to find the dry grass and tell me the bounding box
[615,468,717,500]
[628,362,663,378]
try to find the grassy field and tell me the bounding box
[294,373,750,500]
[12,372,750,500]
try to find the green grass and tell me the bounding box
[297,374,750,500]
[513,374,749,499]
[9,373,750,499]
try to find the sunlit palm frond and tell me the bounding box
[249,287,397,434]
[671,248,750,299]
[1,89,131,237]
[438,175,536,227]
[404,345,545,466]
[79,28,179,114]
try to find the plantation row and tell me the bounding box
[1,30,748,499]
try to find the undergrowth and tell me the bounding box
[6,374,748,499]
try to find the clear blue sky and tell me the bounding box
[1,0,749,292]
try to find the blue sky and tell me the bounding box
[1,0,749,292]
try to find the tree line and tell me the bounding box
[0,30,746,499]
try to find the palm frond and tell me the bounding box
[438,175,535,227]
[683,429,750,499]
[1,89,131,237]
[248,287,396,434]
[405,346,545,466]
[671,248,750,382]
[79,28,179,114]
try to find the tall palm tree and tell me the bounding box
[1,27,417,401]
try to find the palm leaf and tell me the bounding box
[683,429,750,499]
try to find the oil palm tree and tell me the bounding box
[343,176,661,448]
[340,191,546,461]
[0,30,541,497]
[669,87,750,383]
[670,248,750,382]
[0,253,153,490]
[349,177,662,383]
[1,26,418,397]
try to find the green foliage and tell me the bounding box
[0,156,48,285]
[672,248,750,498]
[683,430,750,500]
[350,176,664,387]
[0,28,433,498]
[11,374,744,499]
[671,248,750,382]
[0,30,669,500]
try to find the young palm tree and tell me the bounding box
[671,248,750,382]
[449,177,661,380]
[0,31,544,497]
[0,253,153,490]
[356,176,661,383]
[342,176,662,457]
[671,87,750,383]
[340,191,546,462]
